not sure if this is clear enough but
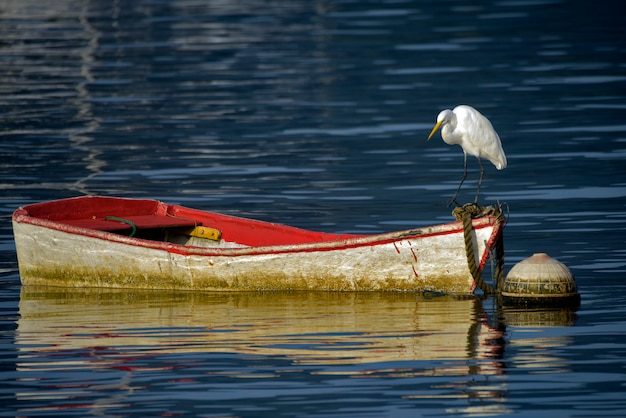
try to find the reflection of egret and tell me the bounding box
[428,105,507,205]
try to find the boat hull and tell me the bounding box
[12,196,504,293]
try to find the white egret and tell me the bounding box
[427,105,506,205]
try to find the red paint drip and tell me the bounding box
[411,265,419,278]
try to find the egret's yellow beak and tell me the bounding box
[427,120,443,141]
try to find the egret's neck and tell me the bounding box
[441,123,460,146]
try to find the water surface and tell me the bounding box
[1,0,625,416]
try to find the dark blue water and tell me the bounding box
[1,0,625,416]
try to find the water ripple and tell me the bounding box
[2,0,626,416]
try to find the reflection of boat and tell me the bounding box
[16,288,509,415]
[16,286,502,367]
[12,196,504,292]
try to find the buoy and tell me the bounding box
[501,253,580,307]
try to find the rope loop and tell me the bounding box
[452,203,505,295]
[104,216,137,237]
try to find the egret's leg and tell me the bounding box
[450,152,468,206]
[474,157,484,204]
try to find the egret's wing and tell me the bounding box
[456,106,507,169]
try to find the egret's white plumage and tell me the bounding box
[427,105,506,205]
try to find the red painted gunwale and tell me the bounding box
[12,196,501,259]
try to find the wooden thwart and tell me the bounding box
[59,214,222,242]
[61,215,199,232]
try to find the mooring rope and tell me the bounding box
[452,203,505,295]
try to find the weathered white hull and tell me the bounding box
[12,196,504,292]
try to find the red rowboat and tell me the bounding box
[12,196,504,292]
